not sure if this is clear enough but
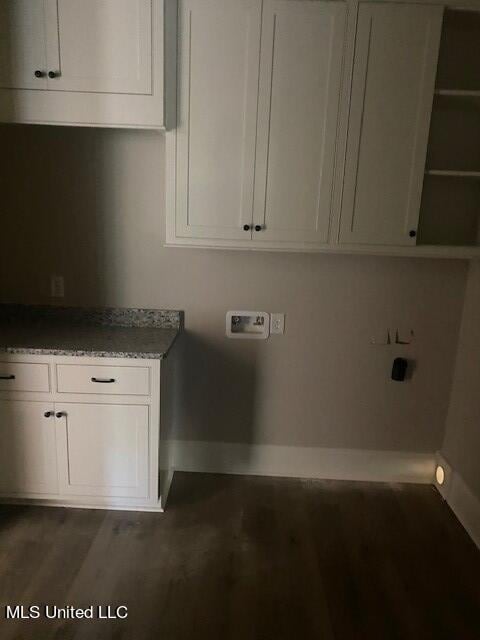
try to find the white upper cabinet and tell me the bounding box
[0,1,47,90]
[175,0,261,241]
[0,0,176,129]
[253,0,346,244]
[340,3,443,246]
[45,0,152,95]
[171,0,346,246]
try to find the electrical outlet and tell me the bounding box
[270,313,285,335]
[370,328,391,345]
[50,275,65,298]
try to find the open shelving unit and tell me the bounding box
[419,8,480,249]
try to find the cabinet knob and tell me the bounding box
[34,70,45,78]
[55,411,66,418]
[44,411,53,418]
[48,71,59,79]
[243,224,251,231]
[254,225,263,232]
[409,230,417,238]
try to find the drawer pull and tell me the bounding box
[91,377,116,384]
[55,411,66,418]
[44,411,54,418]
[0,374,15,380]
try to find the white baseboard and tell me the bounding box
[159,468,174,510]
[435,453,480,549]
[170,440,436,484]
[0,497,164,513]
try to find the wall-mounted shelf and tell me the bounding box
[167,239,480,259]
[435,90,480,97]
[426,170,480,178]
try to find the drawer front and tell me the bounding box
[0,362,50,392]
[56,364,150,396]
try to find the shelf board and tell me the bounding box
[426,169,480,178]
[435,89,480,97]
[167,240,480,259]
[334,244,480,259]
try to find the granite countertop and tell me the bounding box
[0,305,184,359]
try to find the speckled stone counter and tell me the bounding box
[0,305,184,359]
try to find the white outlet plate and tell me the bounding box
[270,313,285,335]
[50,275,65,298]
[395,327,414,345]
[370,328,391,345]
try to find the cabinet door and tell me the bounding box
[56,403,149,499]
[253,0,346,244]
[175,0,261,240]
[44,0,152,94]
[340,3,443,246]
[0,401,58,495]
[0,1,47,90]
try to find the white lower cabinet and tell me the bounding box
[56,403,149,499]
[0,400,58,495]
[0,355,168,511]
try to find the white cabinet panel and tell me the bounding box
[253,0,346,244]
[56,364,150,396]
[0,362,50,393]
[0,401,58,495]
[0,0,172,129]
[0,0,47,90]
[56,403,149,498]
[175,0,261,240]
[340,3,443,246]
[45,0,152,94]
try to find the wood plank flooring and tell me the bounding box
[0,472,479,640]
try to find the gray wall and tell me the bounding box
[0,124,468,452]
[442,261,480,499]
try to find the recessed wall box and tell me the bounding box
[226,311,270,340]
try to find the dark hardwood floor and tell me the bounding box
[0,473,479,640]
